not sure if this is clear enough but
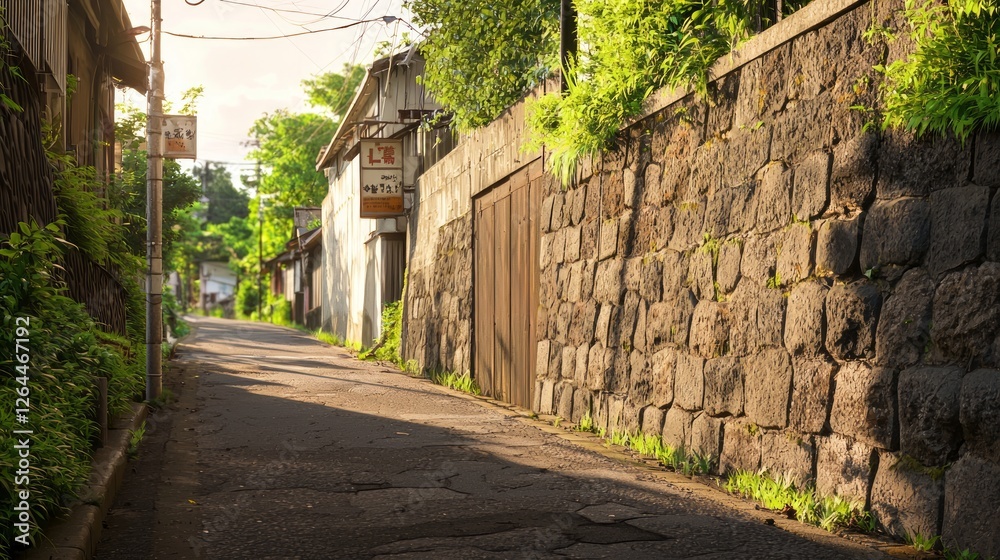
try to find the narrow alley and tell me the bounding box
[95,317,883,559]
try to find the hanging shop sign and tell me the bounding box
[359,138,404,218]
[162,115,197,159]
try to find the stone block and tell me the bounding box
[771,93,830,164]
[629,350,651,405]
[989,193,1000,262]
[624,257,643,293]
[540,233,553,269]
[689,301,730,359]
[777,223,813,286]
[690,413,724,460]
[669,198,707,251]
[552,193,566,231]
[875,268,933,368]
[793,150,831,220]
[830,363,896,449]
[646,293,695,350]
[571,184,588,225]
[705,184,756,237]
[575,345,589,386]
[815,433,875,502]
[580,260,596,301]
[825,280,882,360]
[595,304,614,348]
[539,379,555,414]
[564,225,582,263]
[899,366,963,466]
[621,401,641,434]
[870,451,945,540]
[566,261,584,303]
[643,164,662,207]
[928,186,990,276]
[561,345,577,380]
[639,258,662,303]
[599,219,618,260]
[641,405,665,436]
[536,340,551,378]
[942,455,1000,558]
[688,249,716,301]
[541,195,555,233]
[761,432,816,488]
[552,228,567,265]
[618,209,637,258]
[587,344,612,391]
[729,283,785,356]
[831,132,877,211]
[674,353,705,411]
[716,240,742,295]
[557,383,575,419]
[633,300,648,352]
[661,250,691,300]
[734,44,790,128]
[974,130,1000,187]
[754,162,793,233]
[608,395,626,435]
[569,299,598,347]
[816,216,859,276]
[740,235,778,283]
[959,368,1000,463]
[720,419,762,474]
[651,348,676,407]
[744,348,793,429]
[931,263,1000,363]
[878,128,971,199]
[573,389,591,423]
[860,198,931,271]
[790,356,837,433]
[593,259,624,303]
[784,280,828,357]
[662,406,694,449]
[581,220,599,261]
[703,356,743,417]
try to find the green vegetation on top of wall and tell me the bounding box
[880,0,1000,141]
[527,0,811,184]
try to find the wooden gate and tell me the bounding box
[474,160,542,409]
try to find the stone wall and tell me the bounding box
[404,213,472,374]
[534,1,1000,555]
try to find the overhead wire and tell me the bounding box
[163,16,398,40]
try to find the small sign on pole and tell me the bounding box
[162,115,197,159]
[359,139,404,218]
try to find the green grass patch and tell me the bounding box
[429,370,481,395]
[724,469,868,532]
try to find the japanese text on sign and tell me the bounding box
[359,139,404,218]
[162,115,197,159]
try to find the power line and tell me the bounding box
[164,16,404,40]
[217,0,357,21]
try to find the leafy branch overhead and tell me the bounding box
[405,0,561,131]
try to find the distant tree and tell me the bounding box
[406,0,561,131]
[192,162,249,224]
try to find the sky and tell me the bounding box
[120,0,412,188]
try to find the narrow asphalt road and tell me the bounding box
[95,316,884,559]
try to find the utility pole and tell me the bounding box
[145,0,164,401]
[256,160,263,320]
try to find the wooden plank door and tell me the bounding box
[473,161,541,410]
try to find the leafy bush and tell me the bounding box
[881,0,1000,140]
[360,300,403,364]
[528,0,760,183]
[0,222,142,552]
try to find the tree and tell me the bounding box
[193,162,249,225]
[301,64,366,121]
[405,0,561,131]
